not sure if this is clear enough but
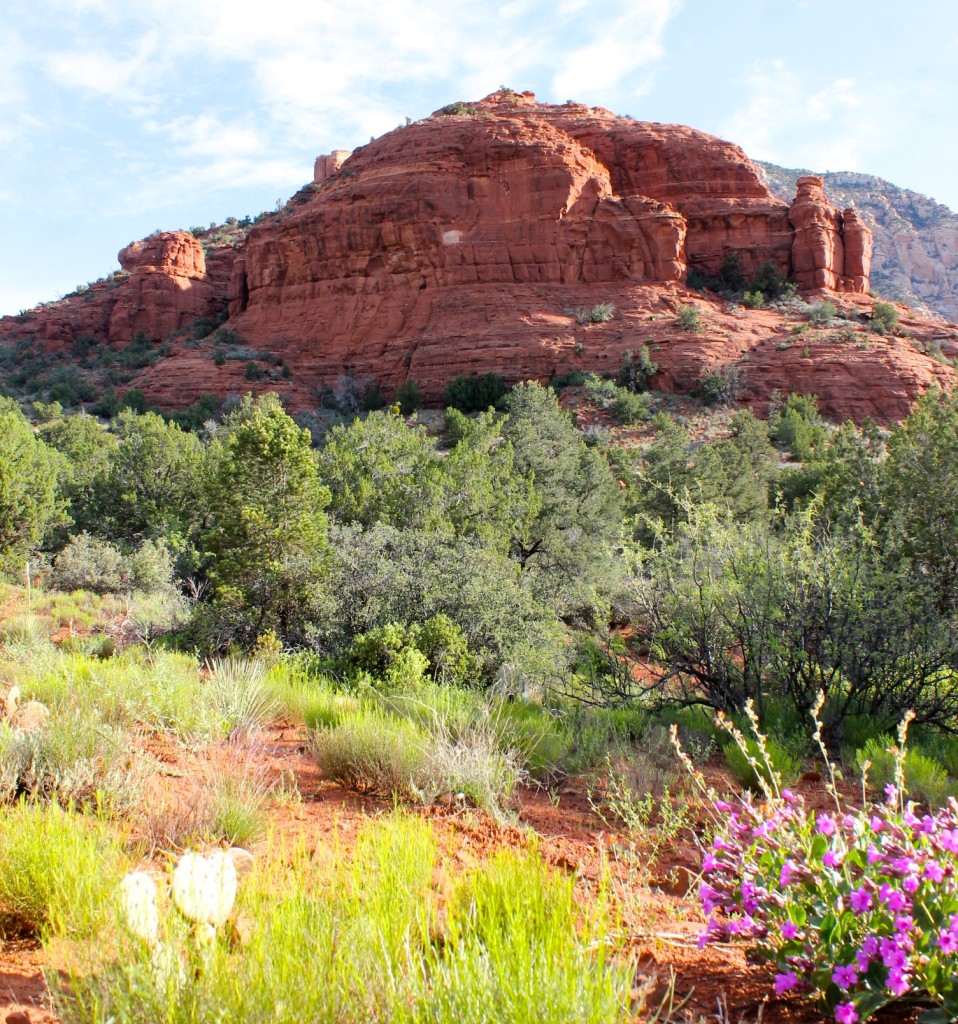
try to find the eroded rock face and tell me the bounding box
[313,151,350,184]
[0,231,233,354]
[788,176,872,294]
[109,232,220,344]
[228,91,806,399]
[9,91,953,426]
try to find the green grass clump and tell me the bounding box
[60,814,635,1024]
[0,801,126,939]
[723,734,801,793]
[854,736,955,808]
[312,708,436,800]
[205,656,279,740]
[0,707,148,811]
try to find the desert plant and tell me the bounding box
[204,657,278,740]
[51,533,126,593]
[693,705,958,1023]
[742,290,765,309]
[697,364,744,406]
[61,814,636,1024]
[0,801,126,938]
[394,378,422,415]
[853,735,954,808]
[723,733,801,793]
[575,303,615,324]
[807,300,838,326]
[871,301,900,335]
[443,372,507,413]
[617,345,658,392]
[677,304,702,332]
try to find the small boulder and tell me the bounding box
[224,847,255,877]
[10,701,49,734]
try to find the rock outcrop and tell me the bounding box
[0,231,233,353]
[108,232,222,344]
[5,90,957,425]
[761,163,958,322]
[788,176,871,293]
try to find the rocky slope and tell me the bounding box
[761,162,958,323]
[1,91,956,424]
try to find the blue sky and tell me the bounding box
[2,0,956,316]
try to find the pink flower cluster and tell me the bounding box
[699,784,958,1022]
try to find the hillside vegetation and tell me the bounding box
[6,378,958,1022]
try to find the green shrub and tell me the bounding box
[417,613,473,685]
[749,260,789,299]
[854,736,954,808]
[311,709,434,799]
[616,345,658,392]
[394,378,422,415]
[51,533,126,593]
[0,801,126,938]
[583,374,651,424]
[768,391,825,461]
[205,657,278,740]
[871,301,900,335]
[611,389,652,425]
[806,300,837,325]
[697,365,744,406]
[575,303,615,324]
[724,734,801,793]
[440,101,477,116]
[443,372,507,413]
[0,708,147,811]
[677,304,702,332]
[742,290,765,309]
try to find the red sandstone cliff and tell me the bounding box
[2,90,956,423]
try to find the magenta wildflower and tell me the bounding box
[866,844,884,865]
[781,920,799,940]
[774,970,800,995]
[835,1001,858,1024]
[849,887,872,914]
[832,964,858,989]
[780,859,799,887]
[885,783,898,805]
[823,849,843,869]
[887,968,911,997]
[938,930,958,954]
[924,860,945,883]
[817,814,837,836]
[879,884,908,913]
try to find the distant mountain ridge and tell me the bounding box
[759,162,958,323]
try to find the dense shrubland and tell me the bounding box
[6,380,958,761]
[8,373,958,1021]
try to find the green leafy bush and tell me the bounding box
[723,733,801,793]
[443,372,507,412]
[677,304,702,332]
[697,365,744,405]
[854,736,954,808]
[807,300,838,325]
[394,378,422,414]
[871,302,899,335]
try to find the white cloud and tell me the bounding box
[146,114,263,158]
[43,29,160,100]
[720,59,890,173]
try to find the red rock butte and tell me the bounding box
[3,90,957,422]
